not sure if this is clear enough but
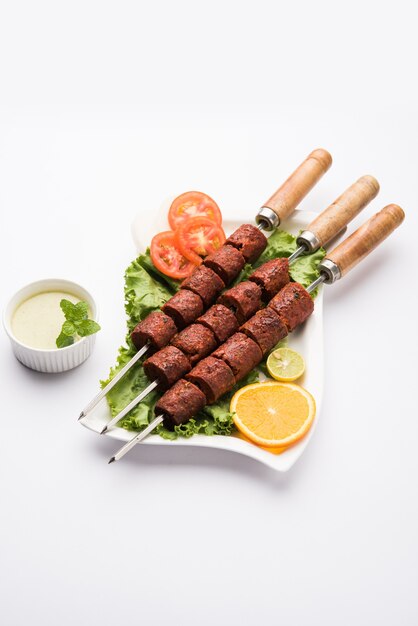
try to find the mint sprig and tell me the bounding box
[56,299,101,348]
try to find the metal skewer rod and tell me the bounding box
[306,274,326,294]
[100,379,159,434]
[288,244,308,263]
[78,343,150,420]
[108,415,164,464]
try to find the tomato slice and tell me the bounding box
[168,191,222,230]
[150,231,198,279]
[175,217,226,264]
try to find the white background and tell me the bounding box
[1,2,417,625]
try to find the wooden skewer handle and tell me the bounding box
[306,175,380,247]
[326,204,405,277]
[262,149,332,222]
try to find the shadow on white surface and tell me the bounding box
[80,425,319,491]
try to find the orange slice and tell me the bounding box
[231,381,315,448]
[237,432,287,455]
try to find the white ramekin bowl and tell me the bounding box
[3,278,99,373]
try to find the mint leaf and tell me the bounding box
[56,332,75,348]
[60,299,88,322]
[73,301,89,321]
[62,321,76,336]
[56,299,100,348]
[60,299,77,319]
[75,319,101,337]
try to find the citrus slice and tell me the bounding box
[266,347,305,382]
[231,381,315,448]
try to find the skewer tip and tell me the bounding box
[100,425,108,435]
[108,457,116,464]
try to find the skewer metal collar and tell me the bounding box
[256,207,280,232]
[296,230,321,254]
[316,258,341,284]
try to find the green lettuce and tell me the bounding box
[102,229,325,439]
[123,254,176,339]
[289,250,325,289]
[255,230,297,265]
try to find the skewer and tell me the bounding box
[108,415,164,464]
[254,149,332,232]
[78,343,150,420]
[108,204,404,463]
[100,175,379,433]
[288,174,379,263]
[306,275,326,294]
[100,380,159,434]
[79,149,332,421]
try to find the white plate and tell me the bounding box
[81,206,323,472]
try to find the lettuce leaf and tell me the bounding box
[254,230,297,265]
[124,254,175,336]
[102,228,324,439]
[290,249,325,290]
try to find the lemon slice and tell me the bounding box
[231,381,315,448]
[267,347,305,382]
